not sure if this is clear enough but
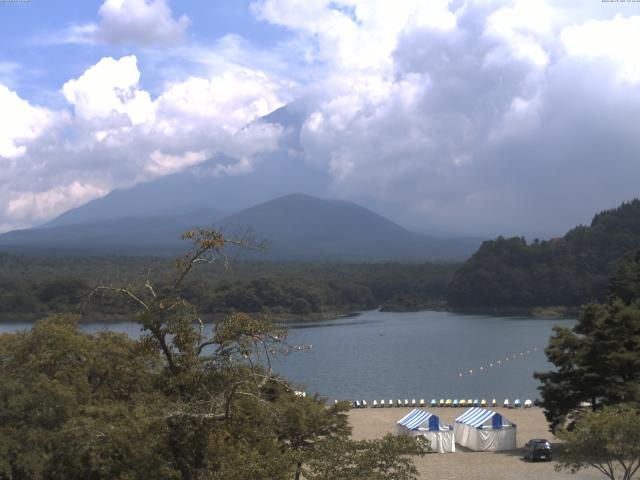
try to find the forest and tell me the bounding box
[0,254,457,321]
[448,199,640,308]
[2,198,640,319]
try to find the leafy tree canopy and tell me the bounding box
[0,229,425,480]
[556,405,640,480]
[449,199,640,308]
[535,251,640,432]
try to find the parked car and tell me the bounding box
[523,439,552,461]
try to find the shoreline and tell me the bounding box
[0,304,579,325]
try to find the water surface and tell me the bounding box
[1,310,573,402]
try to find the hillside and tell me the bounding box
[0,209,224,256]
[0,194,481,261]
[448,199,640,307]
[218,194,480,261]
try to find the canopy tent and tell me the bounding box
[396,409,455,453]
[454,407,516,451]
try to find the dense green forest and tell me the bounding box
[448,199,640,308]
[0,254,457,321]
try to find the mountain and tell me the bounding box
[448,199,640,308]
[0,208,224,256]
[0,194,481,261]
[44,104,324,229]
[218,193,480,261]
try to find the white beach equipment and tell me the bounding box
[524,399,532,408]
[514,399,521,408]
[397,399,402,408]
[389,400,393,408]
[362,400,367,408]
[503,398,510,408]
[454,407,517,451]
[430,399,437,407]
[396,409,455,453]
[420,399,426,407]
[411,399,416,407]
[373,400,378,408]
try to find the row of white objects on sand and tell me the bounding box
[344,398,535,409]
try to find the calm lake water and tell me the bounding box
[0,310,574,402]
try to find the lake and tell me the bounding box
[0,309,573,403]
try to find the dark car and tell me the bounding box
[523,439,552,461]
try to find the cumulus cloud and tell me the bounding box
[97,0,189,46]
[250,0,640,237]
[62,56,155,125]
[0,84,58,159]
[57,0,189,46]
[0,54,287,232]
[6,1,640,238]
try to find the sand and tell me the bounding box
[348,407,603,480]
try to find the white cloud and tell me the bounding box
[62,55,155,125]
[0,84,57,159]
[253,0,640,237]
[157,69,285,132]
[54,0,189,47]
[561,14,640,84]
[0,54,287,230]
[6,182,108,221]
[6,1,640,238]
[146,150,207,176]
[97,0,189,46]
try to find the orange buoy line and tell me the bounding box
[456,347,541,378]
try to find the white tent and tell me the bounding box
[396,409,455,453]
[454,407,516,451]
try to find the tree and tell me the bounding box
[0,229,426,479]
[535,252,640,432]
[556,405,640,480]
[303,434,429,480]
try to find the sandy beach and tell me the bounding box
[348,407,603,480]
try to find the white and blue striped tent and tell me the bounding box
[454,407,516,451]
[396,409,455,453]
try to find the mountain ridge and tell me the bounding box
[0,193,481,261]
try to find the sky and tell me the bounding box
[1,0,640,238]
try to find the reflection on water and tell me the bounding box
[0,309,574,402]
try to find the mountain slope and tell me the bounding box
[218,193,478,261]
[0,194,481,261]
[448,199,640,307]
[0,208,224,256]
[44,104,323,228]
